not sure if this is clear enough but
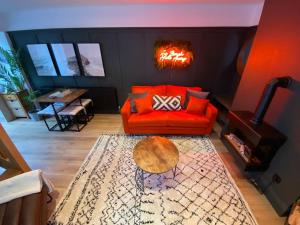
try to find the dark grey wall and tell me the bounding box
[9,27,256,106]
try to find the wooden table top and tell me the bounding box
[133,136,179,174]
[36,89,88,103]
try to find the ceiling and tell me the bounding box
[0,0,265,31]
[0,0,265,12]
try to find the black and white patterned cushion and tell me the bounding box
[152,95,182,111]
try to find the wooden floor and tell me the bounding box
[0,114,285,225]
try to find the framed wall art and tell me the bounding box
[77,43,105,77]
[51,43,80,76]
[27,44,57,76]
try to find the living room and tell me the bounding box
[0,0,299,224]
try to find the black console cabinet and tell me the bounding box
[221,111,286,171]
[82,87,119,113]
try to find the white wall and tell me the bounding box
[0,13,8,32]
[0,32,12,50]
[2,3,264,31]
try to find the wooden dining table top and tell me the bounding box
[36,88,88,103]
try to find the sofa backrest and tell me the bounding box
[132,85,166,95]
[131,85,202,106]
[166,85,202,106]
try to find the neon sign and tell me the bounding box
[154,41,194,69]
[159,49,188,63]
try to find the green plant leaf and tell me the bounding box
[0,46,26,93]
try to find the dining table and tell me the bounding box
[36,88,88,131]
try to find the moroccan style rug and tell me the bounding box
[48,135,258,225]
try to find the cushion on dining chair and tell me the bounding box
[58,105,85,116]
[70,99,93,107]
[37,104,65,116]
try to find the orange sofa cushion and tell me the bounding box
[128,111,169,127]
[132,85,166,96]
[166,85,202,106]
[135,94,153,115]
[167,111,210,128]
[186,96,209,115]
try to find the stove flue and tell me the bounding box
[250,76,293,125]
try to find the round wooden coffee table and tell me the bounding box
[133,136,179,191]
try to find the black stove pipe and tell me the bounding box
[250,76,293,125]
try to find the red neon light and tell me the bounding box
[154,41,194,69]
[159,49,188,63]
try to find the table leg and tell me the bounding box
[172,164,177,179]
[51,103,64,131]
[135,167,144,192]
[78,98,87,121]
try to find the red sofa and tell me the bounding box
[121,85,218,135]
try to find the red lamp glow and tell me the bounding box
[154,41,194,69]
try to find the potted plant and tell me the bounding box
[23,90,41,121]
[0,46,36,119]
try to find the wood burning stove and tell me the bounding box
[221,76,292,171]
[222,111,286,171]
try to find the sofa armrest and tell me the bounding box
[206,103,218,128]
[120,98,132,133]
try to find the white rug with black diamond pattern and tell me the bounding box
[48,134,258,225]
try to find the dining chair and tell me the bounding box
[58,105,88,132]
[37,103,66,131]
[70,98,94,121]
